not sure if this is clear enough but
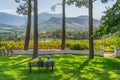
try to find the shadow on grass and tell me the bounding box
[59,58,91,80]
[0,73,16,80]
[0,55,120,80]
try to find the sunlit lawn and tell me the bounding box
[0,54,120,80]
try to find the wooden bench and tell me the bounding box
[29,60,54,73]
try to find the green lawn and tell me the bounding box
[0,54,120,80]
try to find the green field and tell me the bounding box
[0,54,120,80]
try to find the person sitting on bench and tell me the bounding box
[45,56,54,71]
[37,56,44,67]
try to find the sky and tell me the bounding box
[0,0,117,20]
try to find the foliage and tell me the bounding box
[15,0,32,15]
[0,40,101,50]
[0,55,120,80]
[102,36,120,47]
[94,40,103,51]
[46,30,89,40]
[0,30,89,41]
[70,41,89,50]
[66,0,88,7]
[1,37,120,51]
[101,36,120,52]
[0,42,6,50]
[66,0,111,8]
[94,0,120,37]
[104,45,114,52]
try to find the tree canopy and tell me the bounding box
[15,0,34,15]
[94,0,120,38]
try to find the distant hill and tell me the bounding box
[0,12,26,26]
[38,12,61,23]
[0,12,100,33]
[38,16,100,31]
[0,12,61,26]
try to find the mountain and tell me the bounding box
[77,16,100,27]
[0,12,62,33]
[38,16,100,31]
[0,12,61,26]
[38,12,61,23]
[0,12,26,26]
[0,12,100,33]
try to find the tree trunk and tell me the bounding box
[33,0,38,58]
[89,0,94,59]
[61,0,66,50]
[24,0,31,50]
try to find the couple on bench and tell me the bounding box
[38,56,54,69]
[29,56,54,73]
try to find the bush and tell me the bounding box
[104,45,114,52]
[70,42,89,50]
[70,43,80,50]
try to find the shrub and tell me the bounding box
[104,45,114,52]
[70,43,80,50]
[70,42,89,50]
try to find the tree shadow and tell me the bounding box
[1,55,120,80]
[19,69,63,80]
[0,73,16,80]
[59,58,91,80]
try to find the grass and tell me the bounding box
[0,54,120,80]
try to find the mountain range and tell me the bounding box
[39,16,100,31]
[0,12,25,26]
[0,12,100,33]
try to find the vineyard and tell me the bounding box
[0,37,120,51]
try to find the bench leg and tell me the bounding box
[52,66,54,72]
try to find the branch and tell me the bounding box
[51,3,62,11]
[51,0,75,11]
[15,0,20,3]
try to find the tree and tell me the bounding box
[89,0,112,58]
[66,0,93,58]
[88,0,111,59]
[51,0,66,50]
[24,0,32,50]
[94,0,120,38]
[15,0,32,50]
[88,0,94,59]
[61,0,66,50]
[33,0,38,58]
[66,0,110,59]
